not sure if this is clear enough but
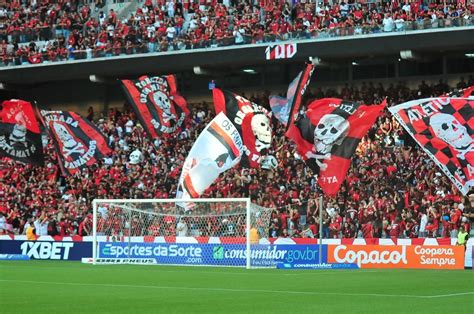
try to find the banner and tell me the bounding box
[388,97,473,195]
[177,112,243,199]
[327,245,464,269]
[98,242,326,267]
[265,43,297,60]
[121,75,189,139]
[0,240,92,260]
[213,89,272,168]
[0,99,44,165]
[445,86,474,98]
[286,98,385,196]
[269,63,314,127]
[39,110,112,176]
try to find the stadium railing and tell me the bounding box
[1,16,472,67]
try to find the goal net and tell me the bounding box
[92,198,274,268]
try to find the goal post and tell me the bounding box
[91,198,273,268]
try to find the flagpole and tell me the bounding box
[318,186,323,264]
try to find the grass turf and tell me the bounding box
[0,261,473,313]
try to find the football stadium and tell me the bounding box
[0,0,473,313]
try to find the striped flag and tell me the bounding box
[269,63,315,127]
[177,112,244,201]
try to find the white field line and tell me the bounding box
[0,264,381,276]
[0,279,472,299]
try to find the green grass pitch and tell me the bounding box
[1,261,473,313]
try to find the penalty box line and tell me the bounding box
[0,279,473,299]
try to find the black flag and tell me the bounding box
[0,99,44,165]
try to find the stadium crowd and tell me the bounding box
[0,76,473,240]
[0,0,472,66]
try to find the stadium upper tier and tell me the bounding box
[0,1,472,67]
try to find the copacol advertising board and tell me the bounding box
[0,241,92,260]
[98,242,327,266]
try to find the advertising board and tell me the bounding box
[0,240,92,260]
[327,245,465,269]
[98,242,326,267]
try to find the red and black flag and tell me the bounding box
[213,88,272,168]
[121,75,189,139]
[0,99,44,166]
[269,62,315,127]
[39,110,112,176]
[286,98,385,196]
[445,86,474,98]
[389,97,473,195]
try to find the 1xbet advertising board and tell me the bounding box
[0,240,91,260]
[327,245,465,269]
[98,242,327,267]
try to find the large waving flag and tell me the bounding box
[286,98,385,196]
[269,62,314,126]
[121,75,189,139]
[389,97,473,195]
[177,112,244,200]
[213,88,272,168]
[39,110,112,176]
[0,99,44,165]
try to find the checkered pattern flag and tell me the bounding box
[445,86,474,98]
[389,97,474,195]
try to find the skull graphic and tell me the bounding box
[314,114,349,153]
[129,149,143,164]
[153,91,176,123]
[251,114,272,152]
[9,111,27,145]
[430,113,473,159]
[53,122,84,156]
[9,123,27,145]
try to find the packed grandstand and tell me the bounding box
[0,0,472,65]
[0,76,473,239]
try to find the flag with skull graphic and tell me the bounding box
[389,97,473,195]
[212,88,272,168]
[39,110,112,176]
[0,99,44,165]
[177,112,244,201]
[286,98,385,196]
[121,75,190,139]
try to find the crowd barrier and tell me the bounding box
[0,235,472,268]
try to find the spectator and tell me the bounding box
[0,1,471,66]
[0,77,473,239]
[26,219,36,240]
